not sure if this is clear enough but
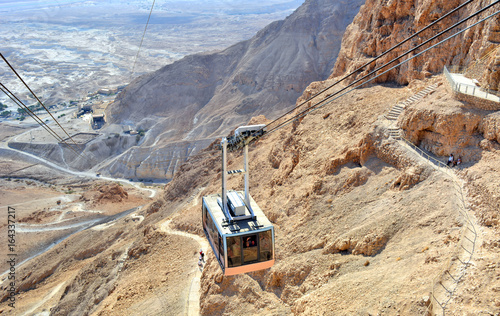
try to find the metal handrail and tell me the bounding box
[393,130,477,315]
[444,66,500,102]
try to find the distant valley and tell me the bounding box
[0,0,303,107]
[1,0,500,315]
[1,0,364,182]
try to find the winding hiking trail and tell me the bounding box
[1,131,157,198]
[402,142,481,314]
[159,219,209,316]
[383,86,481,315]
[22,281,66,316]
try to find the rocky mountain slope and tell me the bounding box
[3,76,498,316]
[163,75,499,315]
[98,0,364,180]
[1,1,499,315]
[332,0,500,87]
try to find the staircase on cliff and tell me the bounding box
[384,83,439,141]
[463,45,500,83]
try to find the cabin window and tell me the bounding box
[226,230,273,268]
[211,221,218,257]
[218,233,223,262]
[242,234,258,263]
[259,230,273,262]
[204,210,219,259]
[227,236,242,267]
[202,204,208,230]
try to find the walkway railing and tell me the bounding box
[394,131,477,315]
[444,66,500,102]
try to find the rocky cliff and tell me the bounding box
[99,0,364,179]
[332,0,500,87]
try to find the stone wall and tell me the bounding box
[444,66,500,110]
[452,89,500,111]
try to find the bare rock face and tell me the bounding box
[323,231,389,256]
[332,0,500,87]
[109,0,364,135]
[101,0,364,179]
[80,183,129,206]
[479,111,500,144]
[398,79,500,163]
[402,107,484,160]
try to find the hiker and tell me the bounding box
[199,249,205,262]
[454,156,462,167]
[198,256,203,269]
[447,153,454,166]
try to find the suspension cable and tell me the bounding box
[264,1,500,136]
[263,0,479,133]
[261,8,500,139]
[0,83,89,159]
[1,83,65,143]
[0,53,79,146]
[131,0,156,77]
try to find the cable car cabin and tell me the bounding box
[202,191,275,275]
[202,126,274,275]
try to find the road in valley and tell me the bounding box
[1,128,157,198]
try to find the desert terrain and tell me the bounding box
[164,76,499,315]
[0,0,499,315]
[0,0,303,108]
[0,0,312,183]
[1,74,498,315]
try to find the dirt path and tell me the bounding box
[428,164,481,313]
[0,206,141,281]
[159,219,209,316]
[1,134,157,198]
[22,281,66,316]
[383,109,481,314]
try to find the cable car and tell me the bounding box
[202,125,275,275]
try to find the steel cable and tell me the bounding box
[0,52,79,147]
[0,83,91,159]
[131,0,156,77]
[1,83,66,143]
[262,0,480,134]
[262,1,500,137]
[262,8,500,139]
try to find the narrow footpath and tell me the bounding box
[383,85,481,315]
[1,131,157,198]
[159,219,209,316]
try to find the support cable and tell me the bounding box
[260,8,500,139]
[0,83,89,159]
[263,0,479,133]
[131,0,156,77]
[1,83,64,143]
[263,1,500,137]
[0,52,79,146]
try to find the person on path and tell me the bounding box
[447,153,454,166]
[199,249,205,262]
[198,256,203,270]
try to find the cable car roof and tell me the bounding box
[203,191,273,236]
